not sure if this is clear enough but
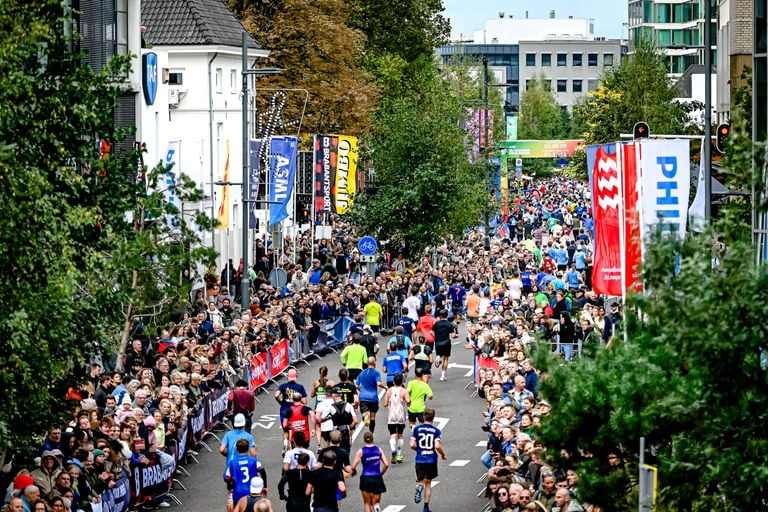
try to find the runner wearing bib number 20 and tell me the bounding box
[410,408,446,512]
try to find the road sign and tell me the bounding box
[515,158,523,174]
[360,254,377,263]
[358,236,378,256]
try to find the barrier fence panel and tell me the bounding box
[269,338,290,381]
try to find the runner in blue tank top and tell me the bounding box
[351,431,389,512]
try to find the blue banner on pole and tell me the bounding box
[268,136,298,226]
[249,139,261,228]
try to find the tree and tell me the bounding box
[227,0,379,138]
[518,75,568,140]
[348,57,485,252]
[0,0,214,457]
[346,0,450,64]
[532,231,768,511]
[573,37,686,145]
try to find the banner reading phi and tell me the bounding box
[268,136,298,226]
[333,136,358,214]
[587,143,623,296]
[638,139,691,242]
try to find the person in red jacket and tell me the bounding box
[228,379,256,432]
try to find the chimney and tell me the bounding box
[549,10,555,19]
[499,12,505,18]
[525,10,528,19]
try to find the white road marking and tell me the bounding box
[253,413,280,430]
[447,363,474,377]
[381,506,406,512]
[475,441,487,447]
[433,416,449,432]
[449,459,471,467]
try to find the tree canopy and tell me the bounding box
[348,57,485,251]
[533,231,768,511]
[573,38,686,145]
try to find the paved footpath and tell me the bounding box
[170,321,488,512]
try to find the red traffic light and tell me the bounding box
[716,123,730,153]
[633,121,650,139]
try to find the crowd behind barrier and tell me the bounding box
[3,175,619,512]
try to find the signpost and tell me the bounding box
[358,236,378,276]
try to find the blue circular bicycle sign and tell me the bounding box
[358,236,378,256]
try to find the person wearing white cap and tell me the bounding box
[220,413,257,479]
[232,476,267,512]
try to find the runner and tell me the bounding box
[274,369,307,454]
[220,413,257,478]
[406,367,433,428]
[340,335,368,381]
[389,326,412,362]
[306,450,346,512]
[350,431,389,512]
[381,341,407,388]
[277,452,312,512]
[432,309,458,381]
[311,366,334,447]
[282,432,318,472]
[410,334,434,375]
[320,387,358,453]
[232,476,266,512]
[225,438,267,512]
[382,373,410,463]
[410,408,446,512]
[356,357,385,433]
[282,393,313,448]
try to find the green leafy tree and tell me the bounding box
[533,230,768,511]
[0,0,214,458]
[518,75,568,140]
[349,57,485,251]
[574,37,686,145]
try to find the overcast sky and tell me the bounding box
[442,0,627,40]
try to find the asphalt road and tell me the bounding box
[169,321,488,512]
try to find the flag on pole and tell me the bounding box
[216,141,230,230]
[688,138,706,232]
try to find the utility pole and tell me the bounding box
[703,0,712,220]
[483,56,491,250]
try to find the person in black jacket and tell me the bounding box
[278,452,312,512]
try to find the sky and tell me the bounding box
[442,0,628,40]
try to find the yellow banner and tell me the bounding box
[216,141,230,229]
[334,135,358,215]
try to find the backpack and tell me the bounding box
[395,334,407,351]
[331,401,353,428]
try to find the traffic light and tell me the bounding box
[633,121,650,140]
[716,123,730,153]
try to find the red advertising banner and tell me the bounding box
[475,356,500,383]
[269,339,290,380]
[249,351,269,391]
[313,135,337,213]
[590,145,623,296]
[622,143,642,292]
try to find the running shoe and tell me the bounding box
[374,506,381,512]
[391,456,397,464]
[415,483,424,504]
[396,454,404,463]
[434,356,442,368]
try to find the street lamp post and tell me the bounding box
[240,31,282,311]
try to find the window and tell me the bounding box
[556,79,567,92]
[215,68,223,93]
[557,53,567,66]
[572,79,583,93]
[525,79,532,90]
[168,71,184,85]
[572,53,583,66]
[603,53,614,67]
[587,79,599,91]
[230,69,237,93]
[116,0,128,56]
[588,53,598,66]
[526,53,536,66]
[541,53,552,66]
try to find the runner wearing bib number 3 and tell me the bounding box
[410,408,446,512]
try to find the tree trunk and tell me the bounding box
[114,269,138,372]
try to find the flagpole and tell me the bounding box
[311,135,317,264]
[617,143,628,347]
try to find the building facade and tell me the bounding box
[438,16,622,112]
[717,0,754,120]
[518,39,623,108]
[628,0,718,76]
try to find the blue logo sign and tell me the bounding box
[358,236,378,256]
[142,52,158,105]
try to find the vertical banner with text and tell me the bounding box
[588,143,624,296]
[333,136,358,214]
[313,135,336,214]
[215,141,230,230]
[622,143,643,292]
[638,139,691,243]
[163,141,181,232]
[268,136,298,226]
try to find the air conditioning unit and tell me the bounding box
[169,88,180,107]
